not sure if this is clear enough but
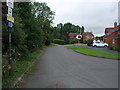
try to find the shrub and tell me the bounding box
[114,46,120,52]
[53,39,65,45]
[69,40,76,44]
[108,45,120,52]
[65,39,69,44]
[80,38,84,43]
[108,45,114,50]
[86,40,93,46]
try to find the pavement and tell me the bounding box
[21,45,118,88]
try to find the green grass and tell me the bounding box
[76,49,119,59]
[2,50,42,88]
[66,46,92,49]
[49,43,56,47]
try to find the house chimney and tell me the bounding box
[114,22,117,30]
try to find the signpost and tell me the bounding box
[8,22,13,28]
[8,7,12,16]
[6,0,14,75]
[6,0,14,8]
[7,14,14,23]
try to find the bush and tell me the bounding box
[108,45,120,52]
[53,39,65,45]
[108,45,114,50]
[113,46,120,52]
[69,40,76,44]
[80,38,84,43]
[64,39,69,44]
[86,40,93,46]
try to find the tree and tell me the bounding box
[81,26,84,34]
[32,2,55,45]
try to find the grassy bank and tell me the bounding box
[2,49,42,88]
[76,49,119,59]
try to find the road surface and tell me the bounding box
[21,45,118,88]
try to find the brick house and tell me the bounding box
[104,22,120,46]
[68,33,81,43]
[82,32,94,41]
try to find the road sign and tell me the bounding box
[6,0,14,8]
[7,14,14,23]
[8,7,12,16]
[8,22,13,27]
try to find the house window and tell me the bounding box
[112,39,115,44]
[106,33,109,36]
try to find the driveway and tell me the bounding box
[21,45,118,88]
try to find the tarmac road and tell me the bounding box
[21,45,118,88]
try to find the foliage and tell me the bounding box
[108,45,120,52]
[53,39,65,45]
[69,40,76,44]
[2,2,56,87]
[108,45,114,50]
[2,2,55,57]
[80,37,84,43]
[95,36,103,41]
[86,40,93,46]
[114,46,120,52]
[2,50,41,88]
[81,26,84,34]
[56,22,85,40]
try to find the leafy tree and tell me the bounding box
[2,2,8,55]
[2,2,55,55]
[56,22,84,40]
[81,26,84,34]
[32,2,55,45]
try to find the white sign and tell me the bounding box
[8,7,12,16]
[6,0,14,8]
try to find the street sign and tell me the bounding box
[8,22,13,27]
[7,14,14,23]
[8,7,12,16]
[6,0,14,8]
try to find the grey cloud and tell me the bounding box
[37,0,118,36]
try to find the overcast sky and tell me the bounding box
[35,0,119,36]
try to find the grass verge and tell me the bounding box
[76,49,119,59]
[66,46,92,49]
[2,49,42,88]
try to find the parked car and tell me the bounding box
[92,41,108,47]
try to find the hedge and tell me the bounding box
[69,40,76,44]
[53,39,65,45]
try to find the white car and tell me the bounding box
[92,41,108,47]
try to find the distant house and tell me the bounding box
[104,22,120,46]
[82,32,94,41]
[68,33,81,43]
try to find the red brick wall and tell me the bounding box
[105,31,120,46]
